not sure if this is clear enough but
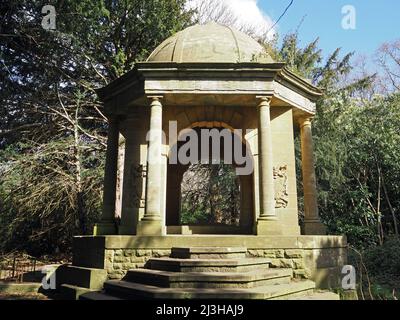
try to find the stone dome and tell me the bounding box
[146,22,273,63]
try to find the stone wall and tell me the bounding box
[248,249,307,278]
[104,248,309,280]
[72,235,347,288]
[105,249,171,279]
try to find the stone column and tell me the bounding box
[137,96,165,235]
[256,96,282,235]
[94,117,119,235]
[299,117,326,235]
[118,117,144,235]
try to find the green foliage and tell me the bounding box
[0,0,193,255]
[180,164,240,226]
[314,93,400,247]
[56,0,192,79]
[0,0,193,147]
[364,238,400,288]
[276,34,322,81]
[0,137,104,255]
[349,238,400,299]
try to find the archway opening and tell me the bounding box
[165,125,255,234]
[180,163,240,226]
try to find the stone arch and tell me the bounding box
[164,118,255,234]
[164,105,246,146]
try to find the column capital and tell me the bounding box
[147,95,163,102]
[256,95,273,106]
[298,116,314,127]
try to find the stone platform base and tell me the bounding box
[77,246,342,300]
[58,235,347,297]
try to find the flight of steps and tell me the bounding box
[80,247,339,300]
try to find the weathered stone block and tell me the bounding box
[136,249,152,257]
[104,251,114,270]
[275,249,285,258]
[105,250,114,263]
[248,250,264,257]
[113,255,128,263]
[114,249,123,257]
[279,259,294,268]
[143,257,151,265]
[56,265,107,290]
[106,267,114,274]
[130,256,146,263]
[293,269,308,279]
[263,250,276,258]
[113,263,123,270]
[285,249,304,259]
[122,263,135,270]
[123,249,136,257]
[269,259,282,268]
[152,249,171,257]
[293,258,305,269]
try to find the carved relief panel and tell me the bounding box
[274,165,289,208]
[130,164,146,208]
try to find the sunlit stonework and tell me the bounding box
[59,22,347,300]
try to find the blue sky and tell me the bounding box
[260,0,400,59]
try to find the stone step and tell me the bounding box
[148,257,271,273]
[170,247,247,259]
[124,268,292,288]
[56,265,107,290]
[79,291,122,300]
[60,284,92,300]
[103,279,316,300]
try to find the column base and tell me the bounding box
[93,222,117,235]
[302,219,327,235]
[136,220,166,236]
[255,219,283,235]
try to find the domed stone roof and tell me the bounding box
[146,22,273,63]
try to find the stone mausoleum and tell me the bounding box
[58,23,347,300]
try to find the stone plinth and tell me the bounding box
[67,234,347,289]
